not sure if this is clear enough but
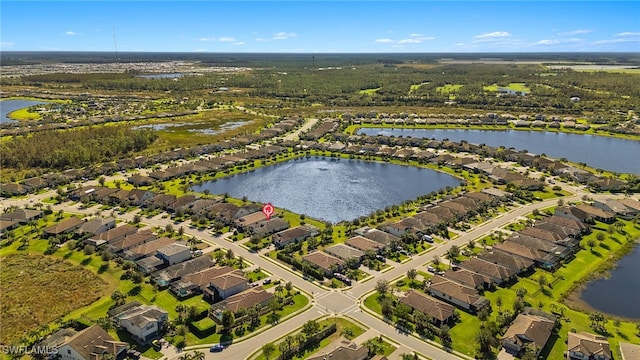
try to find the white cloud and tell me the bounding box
[64,31,80,36]
[272,32,297,40]
[198,37,216,42]
[558,29,592,36]
[615,32,640,37]
[218,37,236,42]
[375,38,394,43]
[473,31,511,42]
[1,41,14,49]
[533,38,583,46]
[233,42,245,46]
[593,37,640,44]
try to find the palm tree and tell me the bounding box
[191,351,205,360]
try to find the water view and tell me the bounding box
[191,157,461,223]
[579,244,640,319]
[0,99,48,123]
[356,128,640,174]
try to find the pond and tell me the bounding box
[356,128,640,174]
[0,99,48,123]
[191,157,461,223]
[579,244,640,319]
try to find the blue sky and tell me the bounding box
[2,1,639,52]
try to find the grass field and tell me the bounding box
[483,82,531,93]
[6,108,41,121]
[0,253,109,344]
[359,87,381,95]
[436,84,463,94]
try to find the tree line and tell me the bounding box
[1,126,157,170]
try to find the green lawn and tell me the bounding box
[436,84,463,94]
[252,317,365,360]
[359,87,381,95]
[483,82,531,93]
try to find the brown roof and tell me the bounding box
[545,215,588,231]
[63,325,127,360]
[567,332,612,359]
[235,211,267,226]
[108,230,156,251]
[443,268,491,289]
[429,275,489,309]
[209,270,247,291]
[502,313,555,351]
[91,224,138,243]
[307,339,368,360]
[345,236,386,252]
[494,241,546,261]
[127,236,174,258]
[302,251,345,271]
[400,290,455,323]
[183,266,234,288]
[44,217,84,235]
[576,204,616,220]
[221,287,274,313]
[459,257,516,282]
[519,227,564,242]
[272,225,318,245]
[478,249,534,273]
[362,228,400,245]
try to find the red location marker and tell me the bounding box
[262,203,275,220]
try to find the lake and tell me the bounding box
[191,157,461,223]
[356,128,640,174]
[579,244,640,319]
[0,99,48,123]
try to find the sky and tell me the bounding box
[1,1,639,53]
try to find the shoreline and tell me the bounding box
[561,240,640,321]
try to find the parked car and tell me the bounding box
[427,266,436,273]
[262,278,271,285]
[210,344,224,352]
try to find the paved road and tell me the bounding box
[4,139,635,360]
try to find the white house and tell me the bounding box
[156,242,191,265]
[113,304,168,343]
[52,325,127,360]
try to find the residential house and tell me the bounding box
[122,236,173,261]
[545,215,590,235]
[146,194,177,211]
[494,239,562,271]
[246,218,289,237]
[43,217,84,237]
[108,230,156,253]
[205,203,241,225]
[508,234,573,260]
[478,249,535,274]
[126,189,156,206]
[42,325,127,360]
[501,309,556,357]
[324,244,365,263]
[567,332,612,360]
[345,236,386,254]
[152,256,215,287]
[593,198,638,220]
[360,228,400,246]
[205,269,248,301]
[0,209,43,224]
[85,225,137,247]
[306,338,369,360]
[210,287,274,323]
[171,265,234,300]
[443,268,493,290]
[135,256,165,275]
[272,224,319,248]
[575,204,617,223]
[156,242,192,266]
[0,219,19,232]
[127,174,155,187]
[76,217,116,237]
[302,251,346,277]
[167,194,198,213]
[428,275,490,313]
[109,303,168,344]
[1,183,29,196]
[234,211,267,231]
[458,257,516,286]
[400,290,456,325]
